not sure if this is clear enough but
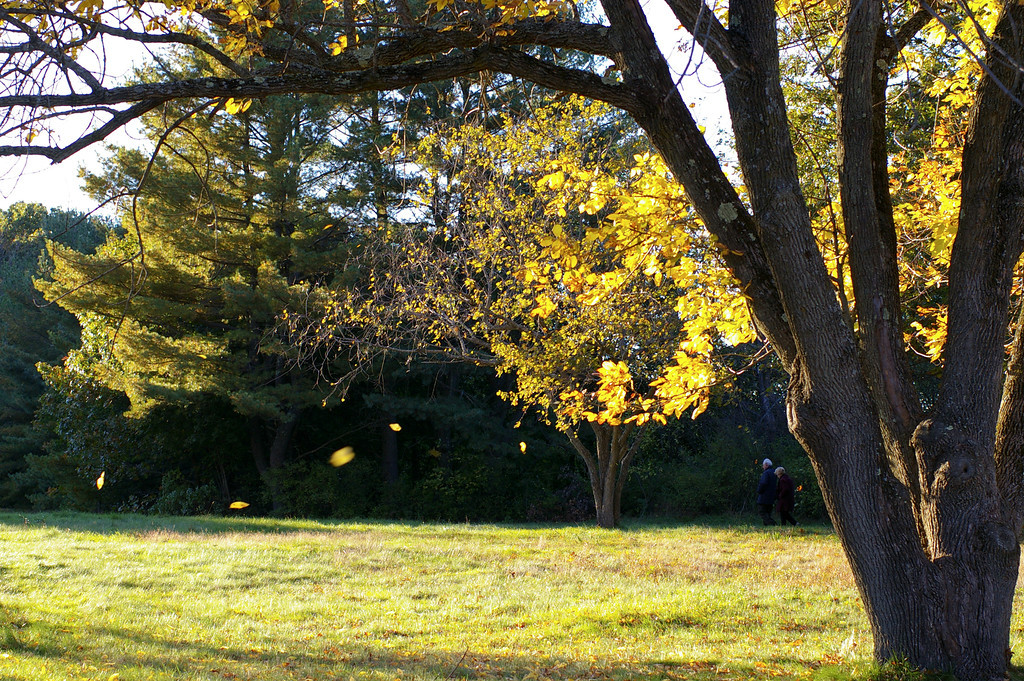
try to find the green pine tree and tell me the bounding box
[0,203,105,506]
[37,61,367,510]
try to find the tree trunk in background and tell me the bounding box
[436,365,461,471]
[567,422,642,529]
[248,410,302,511]
[381,418,399,486]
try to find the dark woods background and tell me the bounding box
[0,203,825,524]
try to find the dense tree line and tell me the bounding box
[0,49,823,525]
[0,78,820,519]
[0,194,821,521]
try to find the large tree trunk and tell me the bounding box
[791,389,1020,678]
[599,0,1024,676]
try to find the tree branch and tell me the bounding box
[0,9,104,92]
[599,0,797,369]
[837,0,922,494]
[718,0,852,374]
[0,46,636,160]
[892,6,933,53]
[248,19,621,73]
[0,99,161,162]
[940,1,1024,430]
[660,0,738,77]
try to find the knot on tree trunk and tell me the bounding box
[974,522,1019,559]
[911,419,980,498]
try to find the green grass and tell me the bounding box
[0,513,1014,680]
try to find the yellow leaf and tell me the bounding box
[95,472,105,490]
[389,423,402,431]
[329,36,348,55]
[691,393,709,419]
[75,0,104,17]
[540,170,565,190]
[519,441,527,454]
[530,293,557,318]
[224,97,252,114]
[229,501,250,509]
[330,446,356,466]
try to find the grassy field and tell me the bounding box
[0,513,1014,681]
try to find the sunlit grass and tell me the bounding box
[0,513,1019,680]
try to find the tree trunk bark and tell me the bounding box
[788,369,1019,679]
[594,0,1024,674]
[566,422,641,528]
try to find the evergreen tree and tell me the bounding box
[37,63,364,509]
[0,203,105,506]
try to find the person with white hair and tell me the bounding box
[756,458,777,526]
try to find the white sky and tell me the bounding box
[0,0,730,214]
[0,26,148,214]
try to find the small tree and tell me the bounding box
[303,99,750,527]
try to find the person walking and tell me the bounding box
[756,458,777,526]
[775,466,798,526]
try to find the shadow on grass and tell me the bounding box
[0,510,836,539]
[0,511,428,536]
[3,616,802,681]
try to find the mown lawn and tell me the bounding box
[0,513,1018,680]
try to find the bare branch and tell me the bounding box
[892,6,933,52]
[0,99,160,162]
[0,8,104,92]
[661,0,738,76]
[0,44,637,162]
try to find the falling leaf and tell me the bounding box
[519,441,527,454]
[229,501,250,509]
[330,446,355,467]
[389,423,402,432]
[96,472,105,490]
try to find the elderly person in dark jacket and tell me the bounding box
[775,466,798,526]
[756,458,777,526]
